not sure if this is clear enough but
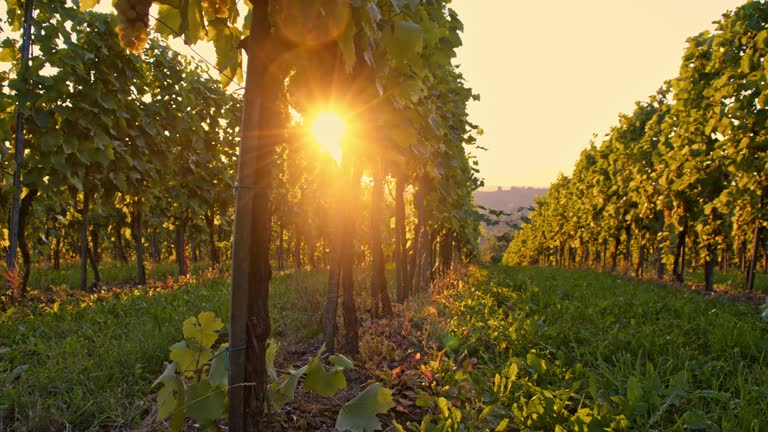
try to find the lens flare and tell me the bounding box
[311,112,345,165]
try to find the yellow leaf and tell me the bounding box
[79,0,98,11]
[183,311,223,349]
[0,47,15,62]
[495,418,509,431]
[170,341,212,376]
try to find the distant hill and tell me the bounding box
[473,186,548,261]
[473,186,548,215]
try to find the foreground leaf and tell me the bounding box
[169,341,212,376]
[266,339,279,382]
[304,356,346,397]
[185,381,226,421]
[156,379,179,421]
[330,354,355,369]
[268,365,308,410]
[336,383,395,432]
[171,378,186,432]
[182,311,223,349]
[153,362,177,387]
[208,344,229,386]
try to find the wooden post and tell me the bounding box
[7,0,34,272]
[228,1,281,429]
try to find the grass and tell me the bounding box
[0,273,230,431]
[10,260,762,431]
[684,269,768,293]
[26,260,213,292]
[0,264,339,431]
[422,265,768,431]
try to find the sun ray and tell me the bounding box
[310,111,345,165]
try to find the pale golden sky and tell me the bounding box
[451,1,746,188]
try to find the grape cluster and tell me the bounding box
[202,0,230,18]
[114,0,152,53]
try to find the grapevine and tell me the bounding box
[505,1,768,294]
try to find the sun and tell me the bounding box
[310,111,345,165]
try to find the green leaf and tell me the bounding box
[62,135,77,154]
[97,93,118,110]
[169,341,196,373]
[415,395,434,408]
[40,131,60,153]
[153,362,177,387]
[208,344,228,386]
[110,172,128,192]
[183,0,206,45]
[335,383,395,432]
[266,340,279,382]
[67,173,84,191]
[171,378,186,432]
[32,111,52,128]
[156,380,179,421]
[390,0,418,12]
[384,21,423,62]
[681,410,710,430]
[303,356,346,397]
[156,4,182,36]
[526,352,546,374]
[207,18,239,74]
[93,128,110,149]
[330,354,355,369]
[588,372,599,400]
[627,376,643,406]
[182,311,223,349]
[268,365,307,410]
[185,381,226,422]
[91,130,114,165]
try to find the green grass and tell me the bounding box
[424,265,768,431]
[0,274,230,431]
[27,260,213,292]
[684,269,768,293]
[11,261,760,431]
[0,267,333,431]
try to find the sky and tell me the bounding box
[450,1,746,189]
[6,1,745,190]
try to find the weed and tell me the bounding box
[410,266,768,431]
